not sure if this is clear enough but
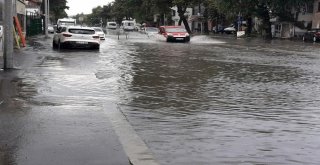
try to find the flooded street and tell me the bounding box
[2,32,320,164]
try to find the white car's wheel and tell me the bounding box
[52,40,57,49]
[58,40,62,50]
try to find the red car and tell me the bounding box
[302,29,320,42]
[159,26,190,42]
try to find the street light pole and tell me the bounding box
[3,0,14,69]
[48,0,50,26]
[44,0,48,37]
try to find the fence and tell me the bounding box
[26,11,43,37]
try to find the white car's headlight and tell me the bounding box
[167,33,173,36]
[185,33,190,37]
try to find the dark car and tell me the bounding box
[302,29,320,42]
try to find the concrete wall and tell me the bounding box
[313,0,320,28]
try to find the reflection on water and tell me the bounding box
[8,33,320,165]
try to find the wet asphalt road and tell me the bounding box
[1,31,320,165]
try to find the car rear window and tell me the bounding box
[109,23,116,26]
[68,29,95,34]
[166,28,187,33]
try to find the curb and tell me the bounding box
[103,103,160,165]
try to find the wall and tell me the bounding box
[312,0,320,28]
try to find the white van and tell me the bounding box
[121,20,135,31]
[57,18,76,28]
[107,22,117,29]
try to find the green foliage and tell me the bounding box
[49,0,69,23]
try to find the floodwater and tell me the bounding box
[3,31,320,165]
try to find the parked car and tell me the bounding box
[48,25,55,33]
[212,24,224,33]
[143,27,159,36]
[302,29,320,42]
[53,26,100,49]
[92,27,105,40]
[159,26,190,42]
[224,25,236,34]
[135,23,142,31]
[107,22,117,30]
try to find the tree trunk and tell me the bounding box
[177,5,192,34]
[246,16,253,36]
[257,4,272,39]
[203,7,209,34]
[178,19,182,26]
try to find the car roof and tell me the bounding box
[67,26,94,30]
[160,26,183,28]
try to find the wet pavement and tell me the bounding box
[0,37,132,165]
[1,32,320,165]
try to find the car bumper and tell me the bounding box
[62,41,100,48]
[167,36,190,42]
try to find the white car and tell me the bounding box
[143,27,159,37]
[107,22,117,30]
[224,25,236,34]
[53,26,100,49]
[48,25,55,33]
[92,27,105,40]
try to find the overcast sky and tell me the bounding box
[66,0,114,16]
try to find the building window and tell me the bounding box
[172,9,176,17]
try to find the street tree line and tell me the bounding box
[53,0,314,39]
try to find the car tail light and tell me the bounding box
[63,33,72,37]
[93,35,100,39]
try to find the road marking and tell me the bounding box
[104,103,159,165]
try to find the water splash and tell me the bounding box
[190,35,226,44]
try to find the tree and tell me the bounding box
[213,0,314,39]
[49,0,69,23]
[172,0,197,33]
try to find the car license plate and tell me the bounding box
[176,38,184,40]
[76,41,88,44]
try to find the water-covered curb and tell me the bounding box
[103,103,160,165]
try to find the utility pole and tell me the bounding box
[44,0,48,37]
[3,0,14,69]
[48,0,50,26]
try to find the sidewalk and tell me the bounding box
[0,36,131,165]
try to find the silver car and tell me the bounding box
[93,27,105,40]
